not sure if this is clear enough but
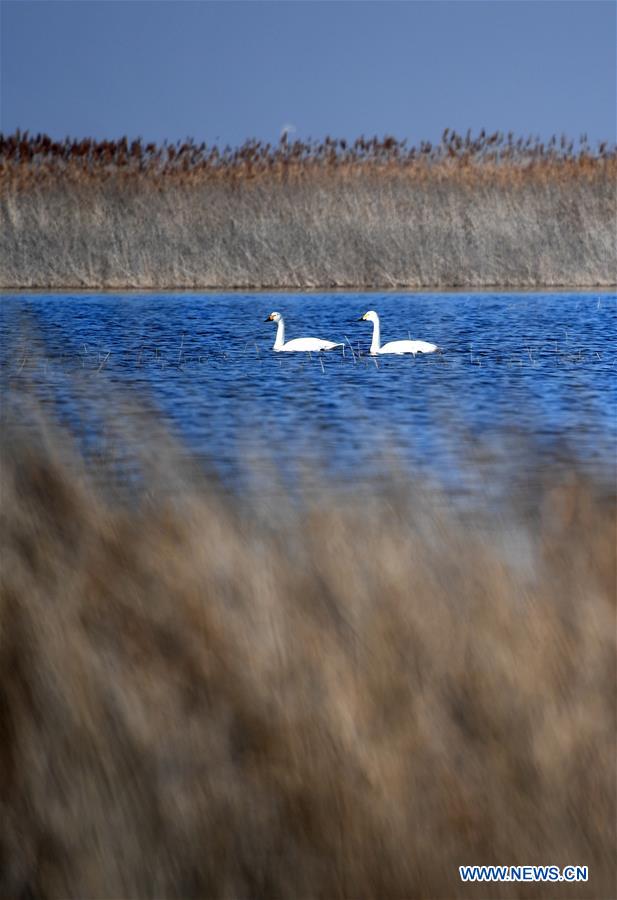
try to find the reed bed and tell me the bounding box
[0,383,615,898]
[1,130,615,288]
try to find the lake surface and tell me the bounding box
[2,291,615,494]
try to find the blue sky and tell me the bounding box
[1,1,615,146]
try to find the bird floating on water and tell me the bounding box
[265,312,343,353]
[358,310,439,355]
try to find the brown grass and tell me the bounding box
[0,395,615,898]
[1,130,615,288]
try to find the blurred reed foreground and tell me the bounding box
[0,390,615,899]
[1,130,616,288]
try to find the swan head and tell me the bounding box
[265,311,282,323]
[358,310,379,323]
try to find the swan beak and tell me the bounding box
[264,316,272,322]
[357,316,365,321]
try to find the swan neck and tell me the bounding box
[370,318,381,353]
[273,318,285,350]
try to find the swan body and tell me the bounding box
[265,312,342,352]
[358,310,439,355]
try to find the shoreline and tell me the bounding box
[2,284,616,295]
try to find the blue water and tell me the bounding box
[2,291,615,492]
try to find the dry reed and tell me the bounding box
[1,130,615,288]
[0,388,615,898]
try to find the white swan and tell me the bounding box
[265,311,342,352]
[358,310,439,355]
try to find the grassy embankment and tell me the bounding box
[1,130,615,289]
[1,377,615,898]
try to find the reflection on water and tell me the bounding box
[1,291,615,492]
